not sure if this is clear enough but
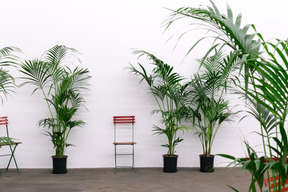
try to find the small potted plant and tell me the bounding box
[19,45,90,174]
[129,50,188,172]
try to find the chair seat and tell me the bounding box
[0,141,22,146]
[113,142,136,145]
[0,116,21,174]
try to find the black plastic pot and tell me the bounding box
[199,154,214,172]
[163,154,178,173]
[52,155,68,174]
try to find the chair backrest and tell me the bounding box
[113,116,135,124]
[264,176,288,192]
[0,116,9,138]
[113,116,135,143]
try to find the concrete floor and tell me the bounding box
[0,168,251,192]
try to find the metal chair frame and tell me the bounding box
[113,116,136,170]
[0,116,21,174]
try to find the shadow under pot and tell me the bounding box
[163,154,178,173]
[199,154,214,172]
[52,155,68,174]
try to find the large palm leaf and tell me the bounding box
[0,46,19,67]
[62,67,91,93]
[19,59,51,94]
[246,40,288,122]
[44,45,77,81]
[165,0,261,57]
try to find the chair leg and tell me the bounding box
[132,145,135,169]
[0,146,2,175]
[114,145,117,170]
[6,144,20,173]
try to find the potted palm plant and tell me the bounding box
[185,51,234,172]
[19,45,90,174]
[129,50,188,172]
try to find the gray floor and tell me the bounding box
[0,168,251,192]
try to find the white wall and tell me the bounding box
[0,0,287,168]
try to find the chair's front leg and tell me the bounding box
[6,144,19,172]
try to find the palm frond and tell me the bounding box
[19,59,51,93]
[0,46,20,67]
[165,1,261,57]
[63,66,91,93]
[247,40,288,121]
[0,68,16,102]
[44,45,79,85]
[44,45,78,66]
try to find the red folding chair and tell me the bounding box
[113,116,136,170]
[0,116,21,174]
[264,176,288,192]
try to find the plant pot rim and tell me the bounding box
[199,154,215,157]
[163,154,178,157]
[52,155,68,158]
[244,157,288,163]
